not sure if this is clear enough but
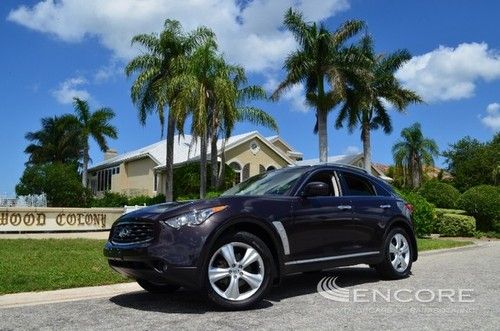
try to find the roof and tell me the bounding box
[296,153,363,166]
[89,131,295,172]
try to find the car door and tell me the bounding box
[338,171,393,253]
[288,169,358,262]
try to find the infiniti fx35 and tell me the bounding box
[104,164,417,310]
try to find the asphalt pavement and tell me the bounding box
[1,241,499,330]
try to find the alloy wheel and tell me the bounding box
[208,242,265,301]
[389,233,410,272]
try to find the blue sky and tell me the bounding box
[1,0,499,196]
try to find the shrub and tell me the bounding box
[91,192,128,207]
[435,208,467,216]
[459,185,500,231]
[436,213,476,237]
[206,191,222,199]
[398,191,435,237]
[173,162,235,199]
[419,180,461,209]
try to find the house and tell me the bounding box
[88,131,303,197]
[88,131,391,197]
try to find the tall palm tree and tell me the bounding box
[25,115,82,165]
[125,19,212,201]
[392,123,439,188]
[335,35,422,172]
[272,8,365,162]
[72,98,118,188]
[209,64,278,190]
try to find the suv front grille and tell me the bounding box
[111,222,155,244]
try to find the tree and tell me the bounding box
[16,163,91,207]
[125,19,212,202]
[72,98,117,188]
[442,133,499,191]
[335,35,422,172]
[24,115,82,165]
[392,123,439,188]
[272,8,365,162]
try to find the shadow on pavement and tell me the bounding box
[109,266,382,313]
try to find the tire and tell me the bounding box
[374,227,413,279]
[205,231,274,310]
[137,279,180,294]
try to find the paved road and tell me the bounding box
[2,242,499,330]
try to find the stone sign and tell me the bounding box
[0,207,124,232]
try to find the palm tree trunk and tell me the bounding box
[411,154,421,188]
[200,127,208,199]
[82,144,89,188]
[216,139,226,190]
[362,122,371,173]
[210,124,218,190]
[317,75,328,163]
[165,113,175,202]
[317,109,328,163]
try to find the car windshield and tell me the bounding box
[221,167,308,196]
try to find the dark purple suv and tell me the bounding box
[104,164,417,309]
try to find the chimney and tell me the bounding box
[104,149,118,160]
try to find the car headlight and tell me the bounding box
[162,205,227,229]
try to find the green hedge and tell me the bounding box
[419,180,461,209]
[173,162,235,199]
[435,208,467,217]
[459,185,500,231]
[436,213,476,237]
[91,192,166,208]
[398,190,435,237]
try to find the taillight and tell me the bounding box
[405,203,414,214]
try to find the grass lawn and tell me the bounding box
[417,238,473,251]
[0,239,128,295]
[0,237,473,295]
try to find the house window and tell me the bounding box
[229,162,242,184]
[154,173,158,192]
[95,166,119,192]
[267,165,276,171]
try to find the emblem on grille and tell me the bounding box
[117,226,131,238]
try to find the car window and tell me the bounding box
[341,172,376,196]
[301,170,340,197]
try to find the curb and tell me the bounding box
[0,282,139,309]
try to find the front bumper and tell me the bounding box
[104,219,218,289]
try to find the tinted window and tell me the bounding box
[342,172,376,196]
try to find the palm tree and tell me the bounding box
[25,115,82,165]
[72,98,117,188]
[272,8,365,162]
[209,64,278,190]
[335,35,422,172]
[392,123,439,188]
[125,19,212,201]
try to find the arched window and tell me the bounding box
[229,162,242,184]
[267,165,276,171]
[259,164,266,174]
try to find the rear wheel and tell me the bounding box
[137,279,180,294]
[205,232,273,310]
[374,227,413,279]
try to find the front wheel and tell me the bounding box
[373,227,413,279]
[205,232,273,310]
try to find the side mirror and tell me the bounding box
[303,181,330,197]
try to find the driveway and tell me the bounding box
[2,241,499,330]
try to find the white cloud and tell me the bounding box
[481,103,500,131]
[344,145,360,155]
[52,77,90,104]
[7,0,349,73]
[94,61,123,83]
[396,42,500,102]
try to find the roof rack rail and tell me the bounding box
[325,163,369,174]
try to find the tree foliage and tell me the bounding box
[419,180,461,209]
[16,163,91,207]
[443,134,500,191]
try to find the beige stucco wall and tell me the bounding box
[225,138,290,177]
[122,158,157,196]
[271,139,291,154]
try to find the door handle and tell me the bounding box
[337,205,352,210]
[379,204,392,209]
